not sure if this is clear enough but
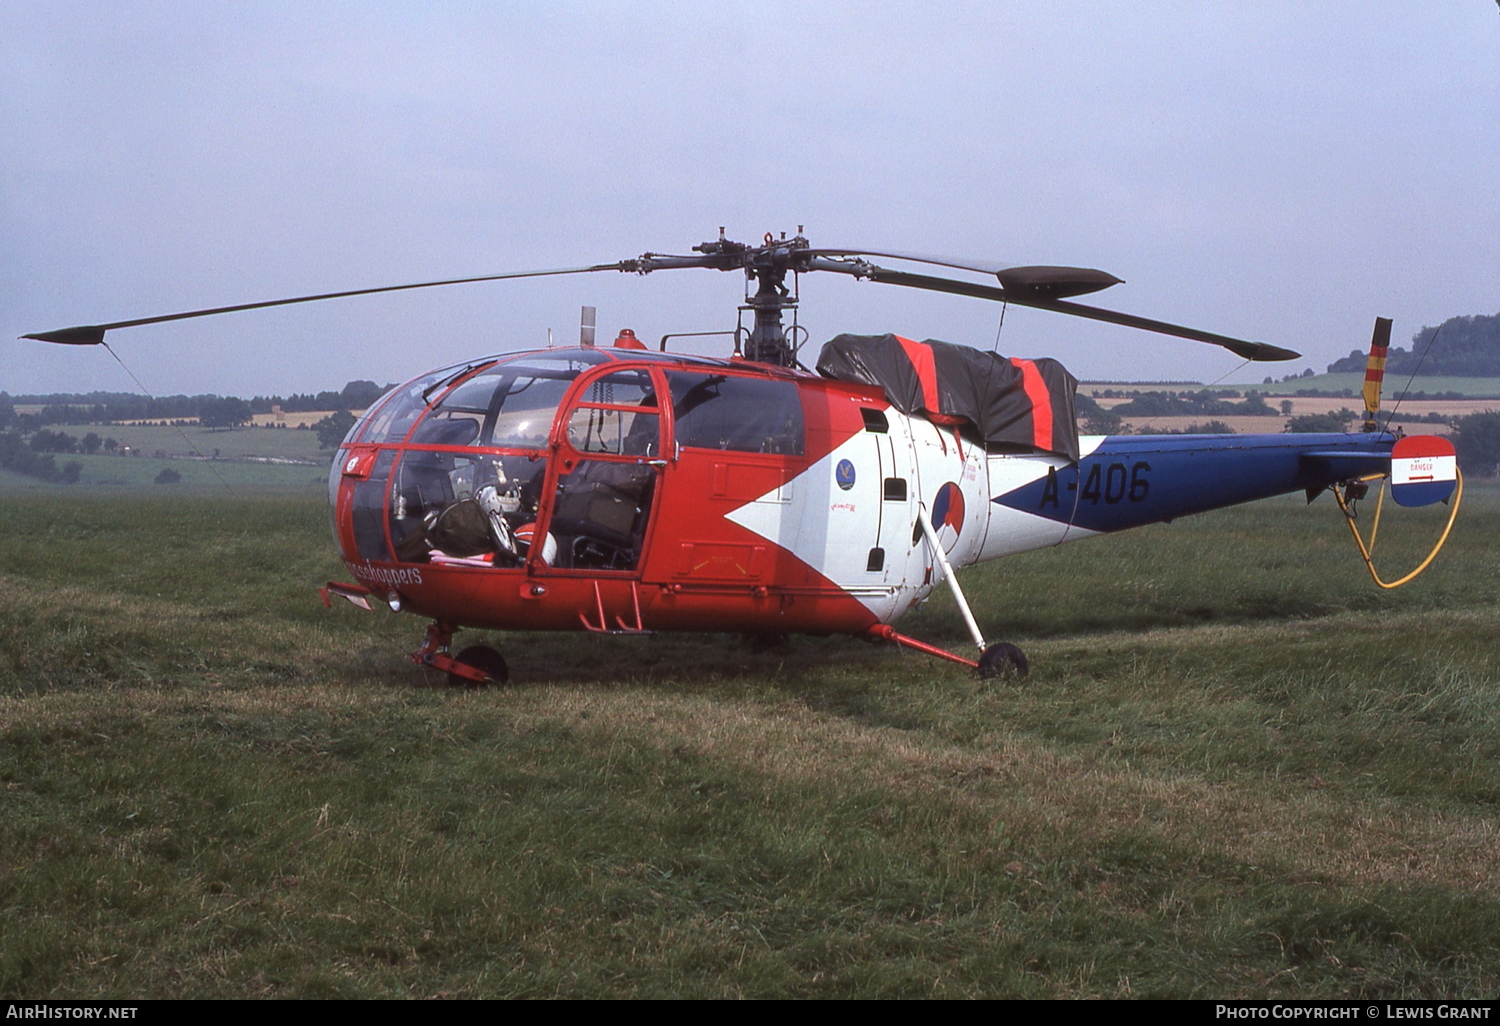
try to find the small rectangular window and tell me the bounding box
[666,372,805,455]
[883,477,907,501]
[866,547,885,572]
[861,408,889,433]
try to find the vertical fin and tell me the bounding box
[1363,317,1391,431]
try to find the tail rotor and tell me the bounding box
[1362,317,1392,432]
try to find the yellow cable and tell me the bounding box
[1333,469,1463,589]
[1366,473,1385,557]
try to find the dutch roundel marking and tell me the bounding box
[1391,436,1457,508]
[932,481,965,537]
[835,458,856,491]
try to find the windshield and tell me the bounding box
[417,362,580,448]
[356,352,610,450]
[353,364,474,445]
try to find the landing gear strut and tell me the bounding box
[899,506,1030,679]
[412,622,508,686]
[449,645,509,687]
[867,625,1029,680]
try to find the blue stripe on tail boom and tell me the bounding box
[995,432,1395,533]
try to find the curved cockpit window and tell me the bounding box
[666,372,805,455]
[416,353,616,450]
[423,365,572,448]
[351,350,615,450]
[356,363,480,445]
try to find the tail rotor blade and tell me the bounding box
[1362,316,1393,427]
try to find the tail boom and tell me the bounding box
[981,431,1399,561]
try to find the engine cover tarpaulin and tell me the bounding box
[816,334,1080,461]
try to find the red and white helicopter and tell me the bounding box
[26,230,1461,683]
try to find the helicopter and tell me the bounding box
[24,229,1461,684]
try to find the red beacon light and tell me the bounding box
[613,328,646,350]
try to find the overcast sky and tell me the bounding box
[3,1,1497,397]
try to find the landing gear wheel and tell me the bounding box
[449,645,509,687]
[977,642,1029,680]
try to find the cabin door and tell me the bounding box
[535,367,664,574]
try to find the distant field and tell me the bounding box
[17,410,352,430]
[1086,376,1500,399]
[1,484,1496,998]
[0,453,328,494]
[81,423,328,462]
[1089,392,1494,435]
[1104,408,1485,437]
[250,409,357,429]
[1234,374,1500,398]
[1111,417,1462,437]
[1109,414,1303,435]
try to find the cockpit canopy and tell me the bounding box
[345,347,805,457]
[351,349,615,450]
[333,347,808,573]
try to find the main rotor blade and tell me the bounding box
[22,262,631,345]
[804,247,1123,298]
[804,246,1016,276]
[855,266,1300,362]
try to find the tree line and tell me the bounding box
[0,431,82,484]
[0,380,392,429]
[1327,312,1500,377]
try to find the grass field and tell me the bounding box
[1,453,328,494]
[2,424,330,495]
[1,482,1497,998]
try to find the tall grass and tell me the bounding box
[1,486,1496,997]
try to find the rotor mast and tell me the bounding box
[689,227,808,366]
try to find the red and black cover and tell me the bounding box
[816,334,1080,461]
